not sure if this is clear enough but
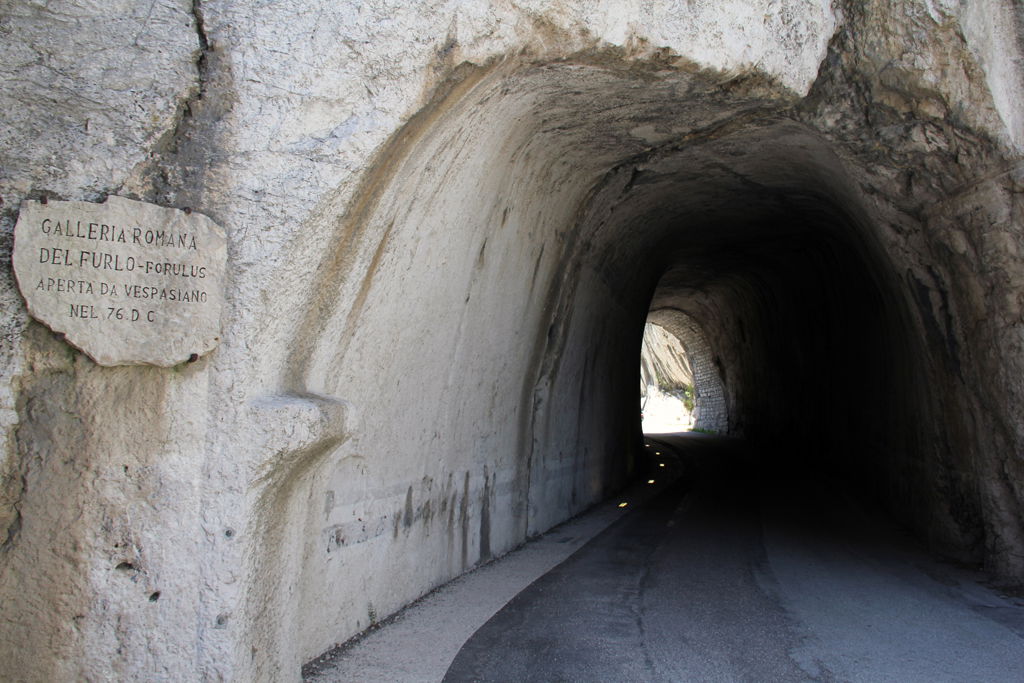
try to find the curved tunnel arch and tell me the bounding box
[265,55,1021,668]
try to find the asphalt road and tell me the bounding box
[443,435,1024,683]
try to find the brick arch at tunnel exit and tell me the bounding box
[243,54,1024,673]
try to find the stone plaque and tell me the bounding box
[12,195,227,367]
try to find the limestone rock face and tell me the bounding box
[641,322,693,392]
[1,1,1023,681]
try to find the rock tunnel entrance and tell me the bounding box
[253,54,1023,675]
[7,5,1024,682]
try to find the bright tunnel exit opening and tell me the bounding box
[641,312,729,435]
[639,321,694,433]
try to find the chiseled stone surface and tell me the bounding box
[0,2,1023,682]
[13,196,226,366]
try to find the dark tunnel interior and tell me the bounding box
[591,119,974,567]
[643,186,916,471]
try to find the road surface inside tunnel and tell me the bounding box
[441,435,1024,683]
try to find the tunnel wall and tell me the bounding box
[2,1,1024,681]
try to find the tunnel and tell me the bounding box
[5,12,1024,678]
[250,51,1024,676]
